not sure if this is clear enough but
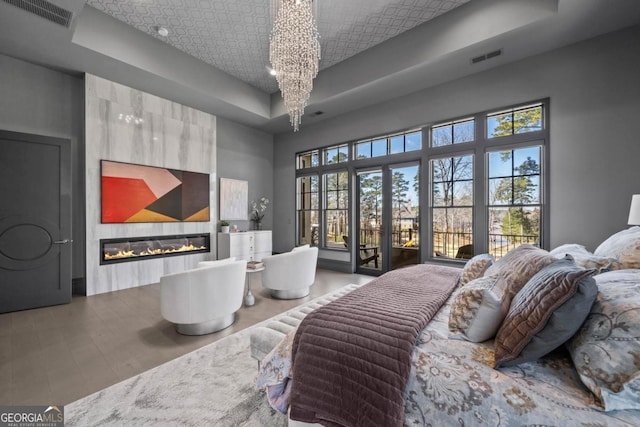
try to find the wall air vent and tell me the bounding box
[471,49,503,65]
[2,0,73,28]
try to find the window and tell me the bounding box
[431,119,474,147]
[355,130,422,159]
[324,144,348,165]
[431,155,473,258]
[488,146,542,257]
[324,171,349,249]
[297,150,319,169]
[487,104,543,138]
[297,175,319,246]
[428,100,547,260]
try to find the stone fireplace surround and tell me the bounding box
[85,74,217,296]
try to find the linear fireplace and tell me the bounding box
[100,233,210,265]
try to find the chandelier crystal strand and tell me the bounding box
[270,0,320,131]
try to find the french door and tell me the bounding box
[356,162,420,274]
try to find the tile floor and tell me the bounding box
[0,268,371,406]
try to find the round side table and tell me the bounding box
[245,266,264,306]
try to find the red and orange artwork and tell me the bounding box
[101,160,209,223]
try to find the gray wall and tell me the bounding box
[273,24,640,255]
[217,117,274,232]
[0,54,86,280]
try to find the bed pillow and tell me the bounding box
[550,243,621,272]
[457,253,494,287]
[494,257,597,367]
[566,269,640,411]
[593,226,640,269]
[449,274,510,342]
[483,244,556,299]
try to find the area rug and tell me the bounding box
[65,284,362,427]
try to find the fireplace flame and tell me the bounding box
[104,243,207,261]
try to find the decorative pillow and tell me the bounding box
[457,253,495,287]
[594,226,640,269]
[550,243,621,272]
[493,257,597,367]
[449,274,510,342]
[292,244,310,252]
[566,269,640,411]
[483,244,556,299]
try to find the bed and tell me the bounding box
[256,227,640,427]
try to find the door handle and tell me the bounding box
[53,239,73,244]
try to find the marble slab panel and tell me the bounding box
[85,74,217,296]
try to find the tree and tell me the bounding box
[490,107,542,137]
[492,154,540,242]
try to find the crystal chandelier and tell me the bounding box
[270,0,320,132]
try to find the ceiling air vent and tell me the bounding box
[2,0,73,28]
[471,49,503,65]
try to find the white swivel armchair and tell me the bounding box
[160,258,247,335]
[261,245,318,299]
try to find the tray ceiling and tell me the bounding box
[86,0,471,93]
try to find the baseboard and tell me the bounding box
[317,258,353,273]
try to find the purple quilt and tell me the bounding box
[289,264,460,427]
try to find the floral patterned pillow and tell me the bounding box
[594,226,640,269]
[449,274,510,342]
[483,244,556,299]
[566,269,640,411]
[457,254,495,287]
[549,243,621,272]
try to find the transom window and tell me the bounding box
[297,150,319,169]
[355,130,421,159]
[487,104,543,138]
[431,119,474,147]
[324,144,348,165]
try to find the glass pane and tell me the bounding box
[452,155,473,181]
[489,177,512,205]
[337,145,349,162]
[432,182,448,207]
[488,151,512,178]
[431,158,452,182]
[513,175,540,204]
[453,120,474,143]
[488,207,540,259]
[358,171,383,271]
[389,135,404,154]
[432,207,473,259]
[371,139,386,157]
[337,171,349,190]
[298,210,319,246]
[326,191,337,209]
[487,112,512,138]
[356,142,370,159]
[391,164,420,270]
[297,151,318,169]
[325,148,338,164]
[514,106,543,134]
[405,132,422,151]
[326,209,348,249]
[452,180,473,204]
[338,190,348,209]
[432,125,452,147]
[513,146,541,176]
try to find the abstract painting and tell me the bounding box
[220,178,248,220]
[101,160,210,223]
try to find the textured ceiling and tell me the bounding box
[85,0,471,93]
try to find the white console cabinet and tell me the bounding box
[217,230,272,261]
